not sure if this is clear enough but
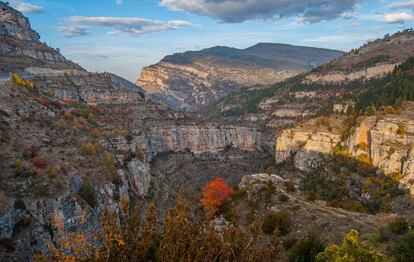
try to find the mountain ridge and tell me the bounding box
[137,43,343,111]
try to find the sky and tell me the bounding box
[7,0,414,82]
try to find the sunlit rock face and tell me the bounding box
[275,103,414,194]
[137,44,343,111]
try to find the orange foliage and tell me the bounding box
[201,178,233,220]
[32,156,48,168]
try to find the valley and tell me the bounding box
[1,1,414,261]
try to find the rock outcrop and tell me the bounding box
[0,1,85,77]
[137,44,343,110]
[32,73,146,105]
[275,103,414,193]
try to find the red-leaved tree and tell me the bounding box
[201,178,234,220]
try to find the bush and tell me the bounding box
[80,143,100,156]
[288,233,325,262]
[393,231,414,262]
[14,198,26,210]
[14,159,24,175]
[317,230,385,262]
[285,181,296,192]
[262,211,290,235]
[397,122,407,138]
[388,217,409,235]
[32,157,48,168]
[11,73,35,88]
[79,179,98,207]
[279,194,289,202]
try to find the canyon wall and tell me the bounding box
[275,103,414,193]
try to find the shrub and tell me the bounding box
[80,143,100,156]
[279,194,289,202]
[201,178,234,220]
[393,231,414,262]
[11,73,35,88]
[32,157,48,168]
[14,159,24,175]
[104,151,117,176]
[285,181,296,192]
[316,230,385,262]
[288,233,325,262]
[397,122,407,138]
[79,179,98,207]
[262,211,290,235]
[388,217,409,235]
[46,166,60,177]
[14,198,26,210]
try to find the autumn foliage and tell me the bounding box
[201,177,234,219]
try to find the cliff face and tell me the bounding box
[104,125,266,196]
[275,117,343,172]
[31,73,147,105]
[275,102,414,194]
[137,44,343,110]
[0,1,84,77]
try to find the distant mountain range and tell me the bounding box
[137,43,343,111]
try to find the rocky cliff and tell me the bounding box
[275,102,414,194]
[137,44,343,110]
[0,1,84,77]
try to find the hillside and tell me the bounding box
[205,30,414,133]
[137,43,343,110]
[0,2,85,78]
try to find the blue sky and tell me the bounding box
[9,0,414,81]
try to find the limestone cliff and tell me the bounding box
[137,44,343,110]
[275,102,414,193]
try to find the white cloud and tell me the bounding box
[58,25,89,38]
[13,2,43,13]
[116,0,123,5]
[390,1,414,9]
[61,16,195,37]
[160,0,359,23]
[383,12,414,23]
[304,32,377,43]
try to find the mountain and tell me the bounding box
[0,2,84,78]
[137,43,343,111]
[306,29,414,83]
[207,30,414,126]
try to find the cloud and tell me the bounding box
[160,0,360,23]
[304,32,377,43]
[61,16,195,37]
[13,2,44,13]
[58,25,89,37]
[390,1,414,9]
[382,12,414,23]
[116,0,123,5]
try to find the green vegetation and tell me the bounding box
[262,211,291,235]
[303,154,405,214]
[354,57,414,114]
[288,233,326,262]
[79,179,98,207]
[388,217,409,235]
[393,231,414,262]
[317,230,385,262]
